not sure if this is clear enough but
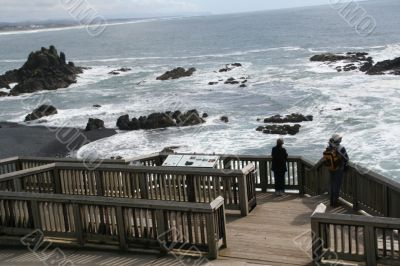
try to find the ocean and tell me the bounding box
[0,0,399,179]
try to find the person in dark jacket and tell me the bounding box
[326,134,349,207]
[271,138,288,196]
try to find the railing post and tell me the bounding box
[238,174,249,216]
[206,212,218,259]
[311,218,323,263]
[13,178,22,192]
[116,206,127,250]
[95,171,104,196]
[30,200,41,229]
[298,160,305,195]
[187,175,196,202]
[383,185,389,217]
[156,209,168,254]
[364,225,377,266]
[53,168,62,194]
[352,170,359,211]
[139,173,149,199]
[259,159,268,193]
[73,203,84,246]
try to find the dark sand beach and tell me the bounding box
[0,122,116,159]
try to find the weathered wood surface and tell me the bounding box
[0,192,227,260]
[0,162,257,216]
[0,193,360,266]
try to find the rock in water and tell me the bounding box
[116,110,205,131]
[263,113,313,123]
[259,124,302,135]
[0,91,8,97]
[0,46,83,96]
[85,118,105,131]
[366,57,400,75]
[156,67,196,80]
[220,116,229,123]
[25,105,58,122]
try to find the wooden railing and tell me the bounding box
[311,212,400,265]
[135,152,400,219]
[134,153,304,193]
[0,191,226,259]
[303,159,400,219]
[0,156,126,175]
[0,162,256,216]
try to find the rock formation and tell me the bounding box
[25,105,58,122]
[156,67,196,80]
[0,46,83,96]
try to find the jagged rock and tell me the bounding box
[85,118,105,131]
[263,113,313,123]
[220,116,229,123]
[367,57,400,75]
[117,110,205,131]
[202,113,209,118]
[0,91,8,97]
[343,64,358,72]
[219,63,242,72]
[0,46,83,96]
[93,104,101,108]
[25,105,58,122]
[108,67,132,75]
[310,53,348,62]
[108,71,120,75]
[208,82,218,85]
[225,78,240,85]
[117,67,131,72]
[156,67,196,80]
[258,124,302,135]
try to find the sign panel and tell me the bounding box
[177,155,220,168]
[162,155,183,167]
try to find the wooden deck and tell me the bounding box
[0,192,361,266]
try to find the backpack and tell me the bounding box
[323,147,341,171]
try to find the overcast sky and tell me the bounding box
[1,0,363,23]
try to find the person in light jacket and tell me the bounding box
[271,138,288,196]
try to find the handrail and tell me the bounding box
[0,192,227,259]
[311,212,400,265]
[0,162,257,216]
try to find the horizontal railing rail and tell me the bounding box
[0,156,127,175]
[0,191,226,259]
[311,212,400,265]
[0,162,256,216]
[135,152,400,218]
[135,153,305,193]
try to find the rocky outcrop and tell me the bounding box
[263,113,313,123]
[0,46,83,96]
[85,118,105,131]
[366,57,400,75]
[25,105,58,122]
[116,110,206,131]
[0,91,8,97]
[93,104,101,108]
[310,52,400,75]
[219,63,242,72]
[224,77,240,85]
[108,67,131,75]
[156,67,196,80]
[257,124,301,135]
[220,116,229,123]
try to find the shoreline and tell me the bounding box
[0,122,117,159]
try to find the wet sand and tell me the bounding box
[0,122,117,159]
